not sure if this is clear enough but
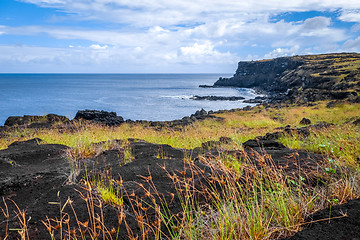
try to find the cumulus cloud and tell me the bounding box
[89,44,108,50]
[2,0,360,72]
[264,45,300,59]
[178,41,236,64]
[180,42,215,56]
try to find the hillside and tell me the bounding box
[215,53,360,103]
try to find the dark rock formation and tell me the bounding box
[243,96,268,104]
[74,109,124,126]
[215,57,303,91]
[200,136,233,149]
[353,117,360,126]
[285,198,360,240]
[198,85,214,88]
[0,139,73,239]
[4,114,69,127]
[124,109,222,130]
[191,95,245,101]
[243,139,286,149]
[300,118,311,125]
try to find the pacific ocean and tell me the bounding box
[0,74,259,125]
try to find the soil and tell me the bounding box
[0,127,358,239]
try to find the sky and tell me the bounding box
[0,0,360,73]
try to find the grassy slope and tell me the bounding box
[290,53,360,92]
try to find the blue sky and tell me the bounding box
[0,0,360,73]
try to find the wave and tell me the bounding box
[161,95,192,100]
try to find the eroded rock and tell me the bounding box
[4,114,69,127]
[74,109,124,126]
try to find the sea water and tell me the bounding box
[0,74,259,125]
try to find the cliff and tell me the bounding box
[215,53,360,102]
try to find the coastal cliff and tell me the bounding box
[215,53,360,102]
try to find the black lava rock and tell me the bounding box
[4,114,69,127]
[353,117,360,126]
[191,95,245,101]
[74,109,124,126]
[300,118,311,125]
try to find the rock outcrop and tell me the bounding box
[74,109,124,126]
[191,95,245,101]
[4,114,69,127]
[215,57,303,91]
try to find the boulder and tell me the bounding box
[300,118,311,125]
[74,109,124,126]
[4,114,69,127]
[353,117,360,126]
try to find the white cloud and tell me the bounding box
[0,43,237,73]
[264,45,300,59]
[19,0,360,27]
[177,41,237,64]
[180,41,215,56]
[339,10,360,22]
[301,16,331,30]
[2,0,359,72]
[89,44,108,50]
[343,36,360,50]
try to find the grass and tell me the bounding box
[1,100,360,239]
[1,101,358,158]
[279,123,360,166]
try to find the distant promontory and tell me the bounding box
[214,53,360,103]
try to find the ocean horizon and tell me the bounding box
[0,73,259,125]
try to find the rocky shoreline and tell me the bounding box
[0,108,222,131]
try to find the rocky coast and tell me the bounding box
[1,53,360,240]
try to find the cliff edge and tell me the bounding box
[215,53,360,103]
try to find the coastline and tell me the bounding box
[1,53,360,240]
[0,73,259,126]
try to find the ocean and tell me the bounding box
[0,74,259,125]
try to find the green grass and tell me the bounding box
[95,180,124,207]
[279,124,360,166]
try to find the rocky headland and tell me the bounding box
[214,53,360,104]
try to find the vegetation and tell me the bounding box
[296,53,360,85]
[1,100,360,239]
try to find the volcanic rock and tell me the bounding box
[353,117,360,126]
[300,118,311,125]
[286,198,360,240]
[74,109,124,126]
[4,114,69,127]
[191,95,245,101]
